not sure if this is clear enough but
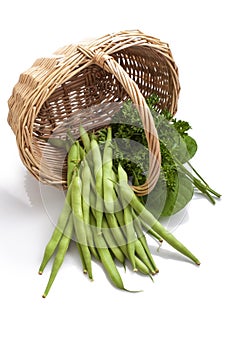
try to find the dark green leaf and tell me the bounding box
[183,135,197,161]
[145,170,194,218]
[161,171,194,217]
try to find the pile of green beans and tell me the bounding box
[39,126,200,298]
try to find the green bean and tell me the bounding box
[117,164,200,265]
[122,202,137,271]
[90,132,97,141]
[38,186,72,274]
[88,189,124,264]
[96,200,153,278]
[67,142,79,186]
[135,240,156,274]
[70,142,92,271]
[39,139,81,275]
[89,187,100,222]
[117,164,137,271]
[135,256,154,278]
[79,125,91,152]
[90,138,103,233]
[115,205,156,275]
[101,216,125,265]
[91,211,125,290]
[106,211,143,272]
[103,127,115,213]
[131,208,163,243]
[72,173,93,280]
[78,142,86,161]
[42,214,73,298]
[76,242,88,274]
[131,207,162,244]
[139,235,158,271]
[133,212,158,273]
[74,160,94,269]
[80,159,99,261]
[119,242,152,277]
[93,218,139,292]
[85,234,100,261]
[140,220,163,243]
[110,225,152,277]
[105,213,127,248]
[93,230,125,290]
[131,207,159,273]
[114,209,138,265]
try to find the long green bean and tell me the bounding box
[117,164,200,265]
[42,213,73,298]
[72,173,93,280]
[38,185,72,274]
[90,138,104,233]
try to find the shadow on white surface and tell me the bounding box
[151,244,199,265]
[0,184,33,238]
[159,208,190,234]
[23,171,66,230]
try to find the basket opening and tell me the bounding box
[34,64,129,141]
[34,45,174,143]
[112,46,172,112]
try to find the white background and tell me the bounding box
[0,1,232,349]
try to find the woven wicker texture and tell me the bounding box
[8,29,180,195]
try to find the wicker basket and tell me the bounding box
[8,29,180,196]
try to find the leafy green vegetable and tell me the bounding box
[164,172,194,216]
[147,169,194,217]
[183,135,197,161]
[105,95,221,217]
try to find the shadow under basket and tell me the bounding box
[7,29,180,196]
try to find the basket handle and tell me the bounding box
[77,46,161,196]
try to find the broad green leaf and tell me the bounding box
[146,170,194,218]
[161,171,194,217]
[144,171,167,219]
[183,135,197,161]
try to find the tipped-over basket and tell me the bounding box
[7,29,180,196]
